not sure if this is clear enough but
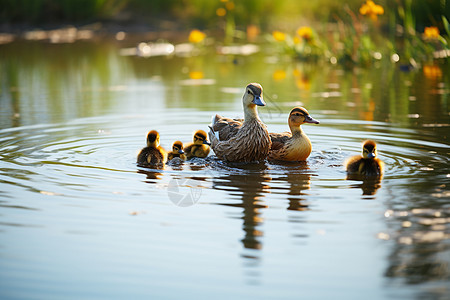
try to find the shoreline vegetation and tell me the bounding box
[0,0,449,67]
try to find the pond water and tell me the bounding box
[0,38,449,299]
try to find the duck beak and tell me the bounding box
[252,95,266,106]
[203,140,211,146]
[179,149,185,154]
[367,152,375,159]
[305,115,320,124]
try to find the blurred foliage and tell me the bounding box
[0,0,128,22]
[0,0,448,67]
[0,0,448,31]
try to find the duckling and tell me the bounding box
[184,130,210,159]
[268,107,319,161]
[137,130,167,168]
[345,140,384,176]
[168,141,187,161]
[208,83,271,162]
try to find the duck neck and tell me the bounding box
[244,104,260,122]
[289,123,303,137]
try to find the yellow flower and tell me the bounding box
[297,26,313,41]
[424,26,440,40]
[189,29,206,43]
[272,31,286,42]
[216,7,226,17]
[423,65,442,79]
[359,0,384,21]
[225,2,235,10]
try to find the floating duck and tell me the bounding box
[137,130,167,167]
[345,140,384,176]
[208,83,271,162]
[184,130,210,159]
[269,107,319,161]
[168,141,187,161]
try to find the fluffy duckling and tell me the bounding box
[137,130,167,167]
[269,107,319,161]
[168,141,187,161]
[345,140,384,176]
[184,130,211,159]
[208,83,271,162]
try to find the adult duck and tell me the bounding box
[209,83,271,162]
[268,107,319,161]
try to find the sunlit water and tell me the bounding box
[0,40,449,299]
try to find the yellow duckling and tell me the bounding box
[345,140,384,176]
[184,130,211,159]
[269,107,320,161]
[168,141,187,161]
[137,130,167,168]
[208,83,271,162]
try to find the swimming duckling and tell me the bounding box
[168,141,187,161]
[137,130,167,168]
[208,83,271,162]
[269,107,319,161]
[184,130,211,159]
[345,140,384,176]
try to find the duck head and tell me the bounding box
[172,140,184,154]
[146,130,161,147]
[243,83,265,108]
[193,130,211,146]
[289,107,320,127]
[362,140,377,159]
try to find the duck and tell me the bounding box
[184,130,210,159]
[137,130,167,168]
[208,83,271,162]
[268,107,319,161]
[168,141,187,161]
[345,140,384,176]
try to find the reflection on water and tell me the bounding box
[213,164,270,250]
[0,39,449,299]
[347,174,382,196]
[271,162,312,211]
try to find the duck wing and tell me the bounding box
[210,114,244,141]
[211,119,271,162]
[269,132,292,150]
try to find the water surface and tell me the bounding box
[0,39,449,299]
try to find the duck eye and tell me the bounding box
[247,90,252,95]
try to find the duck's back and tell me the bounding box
[346,156,383,176]
[211,114,244,141]
[184,143,210,159]
[211,118,271,162]
[137,147,164,166]
[269,132,312,161]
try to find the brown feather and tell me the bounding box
[345,156,383,176]
[210,118,271,162]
